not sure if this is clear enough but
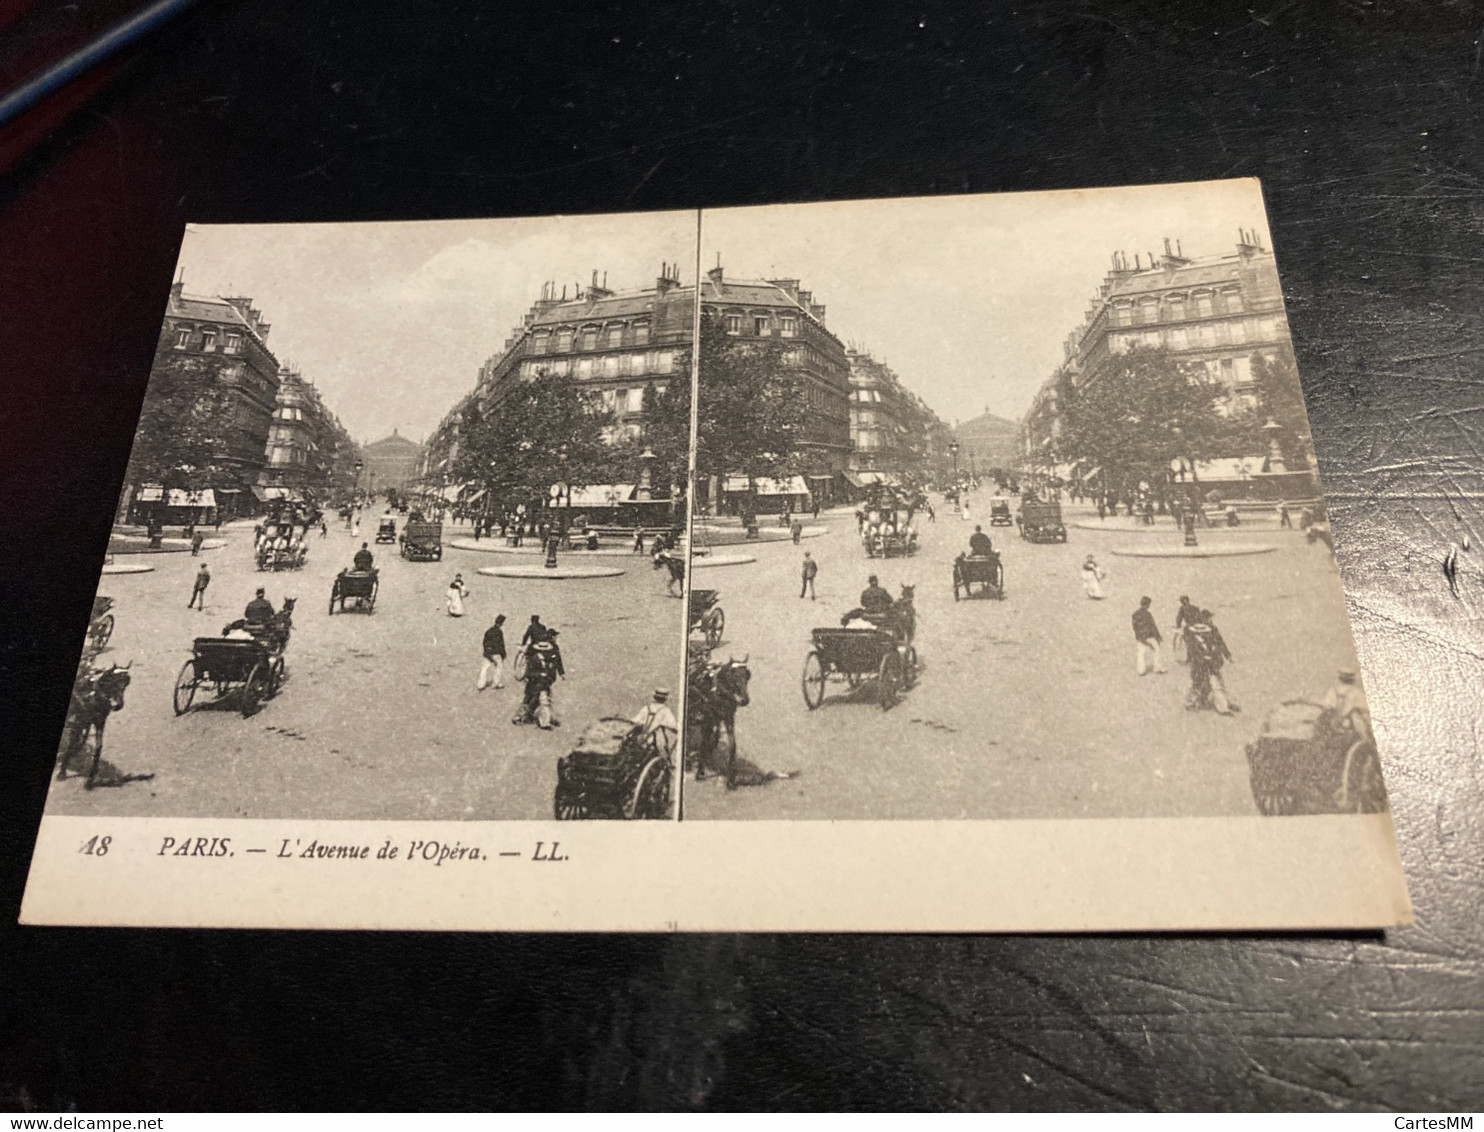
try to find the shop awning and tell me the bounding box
[161,489,216,507]
[722,474,809,495]
[136,485,164,502]
[843,471,867,489]
[567,483,636,507]
[1179,457,1261,482]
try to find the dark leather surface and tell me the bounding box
[2,0,1481,1111]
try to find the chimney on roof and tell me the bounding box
[656,261,679,295]
[170,279,184,301]
[706,263,725,288]
[768,277,800,300]
[586,269,614,300]
[1236,227,1264,260]
[1160,237,1192,270]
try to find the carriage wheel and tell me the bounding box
[513,649,528,682]
[993,563,1005,598]
[801,651,826,709]
[434,547,443,561]
[1339,740,1387,813]
[953,571,962,601]
[901,645,919,690]
[626,755,673,820]
[329,587,339,616]
[268,657,286,698]
[91,613,115,650]
[553,783,590,820]
[172,660,198,716]
[877,651,900,711]
[241,663,267,716]
[705,608,725,649]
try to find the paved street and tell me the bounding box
[684,493,1363,820]
[49,521,686,820]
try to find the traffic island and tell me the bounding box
[475,564,625,579]
[101,562,157,575]
[450,539,638,558]
[691,553,757,568]
[1110,544,1278,559]
[691,524,827,545]
[108,535,228,554]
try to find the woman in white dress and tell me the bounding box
[446,573,470,617]
[1081,555,1105,600]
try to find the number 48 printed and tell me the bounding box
[79,835,112,857]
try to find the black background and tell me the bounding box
[3,0,1482,1111]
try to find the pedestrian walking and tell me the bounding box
[1132,596,1167,675]
[812,498,820,520]
[477,614,507,690]
[352,513,361,538]
[1277,500,1292,529]
[1080,555,1105,600]
[1182,609,1235,714]
[791,517,803,545]
[187,563,210,609]
[632,528,646,554]
[961,499,971,522]
[446,573,470,617]
[190,531,204,556]
[1097,498,1107,521]
[800,551,818,600]
[926,500,935,522]
[320,518,328,538]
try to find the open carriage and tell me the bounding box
[173,636,284,717]
[1244,700,1387,815]
[953,553,1005,600]
[801,626,918,711]
[330,569,378,614]
[553,717,673,820]
[688,588,726,649]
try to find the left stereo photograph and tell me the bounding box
[36,214,698,825]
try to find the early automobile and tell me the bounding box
[553,716,673,820]
[375,516,397,544]
[399,518,443,561]
[988,496,1014,526]
[1018,497,1067,543]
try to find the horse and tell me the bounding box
[653,551,686,596]
[896,584,916,644]
[686,656,751,789]
[57,662,139,787]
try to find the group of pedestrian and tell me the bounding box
[1130,593,1236,714]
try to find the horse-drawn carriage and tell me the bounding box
[399,518,443,561]
[553,717,672,820]
[1244,700,1387,815]
[375,516,397,544]
[330,569,378,614]
[57,660,134,786]
[689,588,726,649]
[953,552,1005,600]
[86,595,115,654]
[173,636,284,717]
[257,539,308,571]
[801,626,918,711]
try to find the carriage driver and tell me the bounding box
[969,524,994,558]
[243,587,275,628]
[632,687,679,756]
[859,575,894,615]
[353,542,375,573]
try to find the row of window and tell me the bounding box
[519,350,678,381]
[172,325,245,354]
[719,312,798,337]
[598,385,668,414]
[1110,289,1247,327]
[530,322,652,354]
[1109,316,1284,354]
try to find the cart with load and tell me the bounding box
[553,716,673,820]
[330,569,378,614]
[399,518,443,561]
[1018,498,1067,543]
[688,588,726,649]
[257,539,309,571]
[172,636,283,717]
[375,516,397,544]
[1244,699,1387,815]
[801,626,918,711]
[953,552,1004,600]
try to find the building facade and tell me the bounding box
[843,348,954,488]
[259,369,360,503]
[360,430,423,494]
[1017,232,1303,492]
[139,282,282,517]
[425,264,852,498]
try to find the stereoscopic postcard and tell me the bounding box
[21,179,1411,931]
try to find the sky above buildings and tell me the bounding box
[173,179,1272,441]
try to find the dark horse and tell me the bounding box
[57,663,148,788]
[686,656,751,788]
[653,551,686,596]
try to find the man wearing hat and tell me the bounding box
[1322,667,1370,740]
[632,687,679,756]
[243,587,274,628]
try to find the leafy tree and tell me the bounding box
[1250,344,1313,471]
[453,371,618,510]
[125,351,241,490]
[642,312,812,486]
[1057,346,1237,496]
